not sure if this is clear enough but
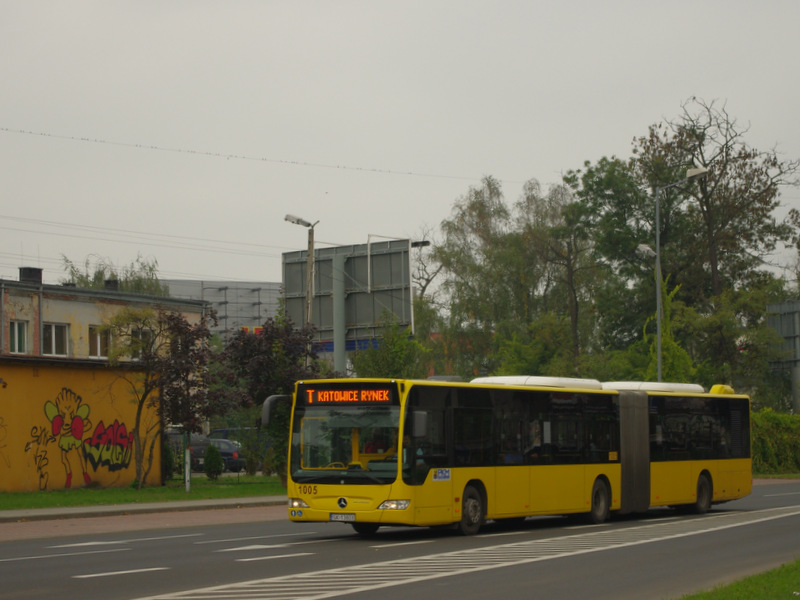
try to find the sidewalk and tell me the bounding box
[0,495,287,523]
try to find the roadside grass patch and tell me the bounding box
[0,475,284,510]
[675,559,800,600]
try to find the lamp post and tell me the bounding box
[284,214,318,330]
[651,167,708,382]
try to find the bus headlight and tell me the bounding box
[378,500,410,510]
[289,498,310,509]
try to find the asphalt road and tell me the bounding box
[0,480,798,600]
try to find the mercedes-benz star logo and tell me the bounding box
[337,497,348,509]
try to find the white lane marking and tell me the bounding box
[289,538,346,546]
[0,548,129,563]
[236,552,314,562]
[481,530,533,538]
[213,537,338,553]
[50,541,125,547]
[195,532,317,545]
[369,540,435,549]
[217,544,288,552]
[52,534,201,548]
[765,491,800,497]
[74,567,169,579]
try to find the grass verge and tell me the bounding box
[675,559,800,599]
[0,475,285,511]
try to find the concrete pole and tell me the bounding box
[333,253,346,374]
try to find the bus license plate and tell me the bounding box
[330,513,356,522]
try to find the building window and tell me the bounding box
[130,328,154,360]
[89,325,110,358]
[43,323,68,356]
[9,320,27,354]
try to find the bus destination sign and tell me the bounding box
[302,387,394,405]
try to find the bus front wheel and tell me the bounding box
[352,522,380,537]
[458,485,484,535]
[588,478,610,524]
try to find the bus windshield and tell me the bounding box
[290,382,401,484]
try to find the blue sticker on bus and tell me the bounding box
[432,468,451,481]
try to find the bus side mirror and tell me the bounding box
[262,395,291,428]
[412,411,427,438]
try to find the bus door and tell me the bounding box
[529,416,584,513]
[495,397,530,516]
[403,397,453,526]
[619,391,650,514]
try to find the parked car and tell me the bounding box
[188,433,211,471]
[210,427,269,472]
[164,429,212,471]
[209,427,266,448]
[210,438,245,472]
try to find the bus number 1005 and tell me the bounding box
[298,485,318,495]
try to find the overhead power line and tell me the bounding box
[0,214,288,258]
[1,126,484,183]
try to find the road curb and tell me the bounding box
[0,496,287,523]
[0,480,787,524]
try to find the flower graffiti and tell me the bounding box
[44,388,92,488]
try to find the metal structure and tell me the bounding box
[283,238,414,372]
[767,301,800,412]
[162,279,280,336]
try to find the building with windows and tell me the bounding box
[0,267,208,492]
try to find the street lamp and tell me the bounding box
[651,166,708,382]
[285,214,318,330]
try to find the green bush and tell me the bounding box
[264,400,291,487]
[203,443,225,480]
[752,409,800,474]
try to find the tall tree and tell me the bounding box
[216,313,321,480]
[105,306,219,488]
[566,157,657,350]
[411,224,443,301]
[434,176,515,327]
[516,182,596,360]
[432,176,515,376]
[567,100,799,391]
[219,314,319,406]
[633,97,800,301]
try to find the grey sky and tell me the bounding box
[2,1,799,284]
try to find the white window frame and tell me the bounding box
[88,325,110,359]
[130,328,154,360]
[43,323,69,356]
[9,320,27,354]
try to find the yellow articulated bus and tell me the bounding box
[267,376,751,536]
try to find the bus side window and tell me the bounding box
[404,386,449,485]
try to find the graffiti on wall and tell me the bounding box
[84,419,133,472]
[45,388,92,488]
[23,387,134,489]
[24,424,54,490]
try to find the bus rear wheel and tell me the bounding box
[693,473,712,514]
[588,478,610,524]
[352,523,380,537]
[458,485,484,535]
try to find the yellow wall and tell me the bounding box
[0,361,161,492]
